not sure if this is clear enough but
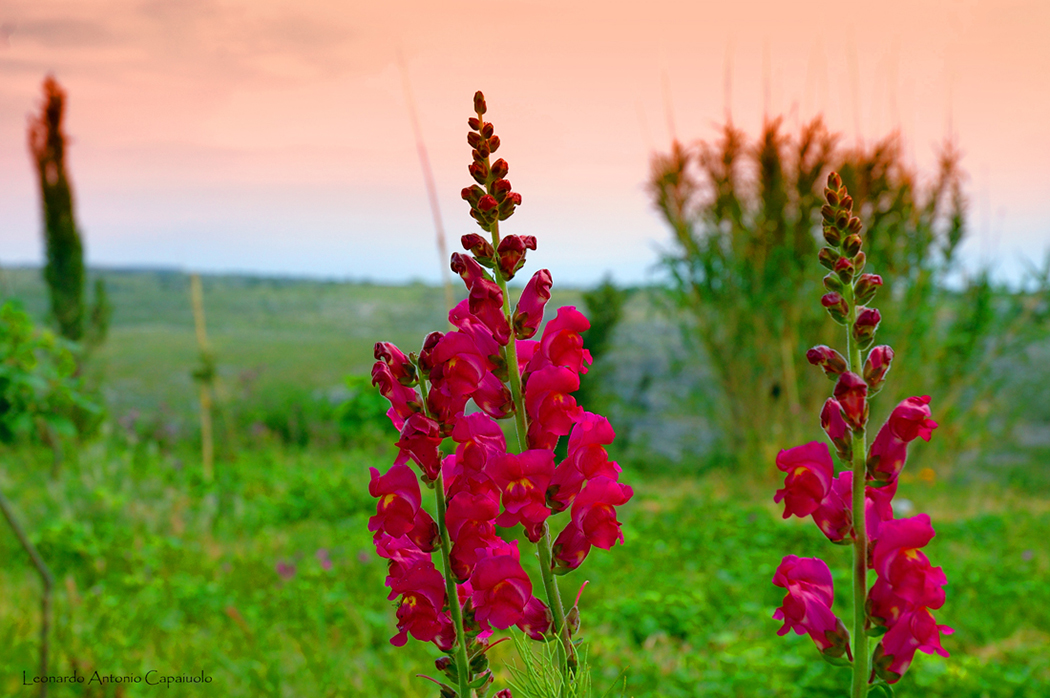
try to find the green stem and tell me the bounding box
[845,286,869,698]
[436,475,474,698]
[418,378,473,698]
[487,216,575,674]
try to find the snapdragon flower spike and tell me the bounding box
[806,345,848,380]
[513,269,553,340]
[772,555,852,660]
[867,396,939,485]
[774,441,834,519]
[863,345,895,394]
[833,371,868,431]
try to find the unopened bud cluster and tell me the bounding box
[461,92,522,232]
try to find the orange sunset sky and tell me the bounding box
[0,0,1047,285]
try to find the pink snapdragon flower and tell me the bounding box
[394,412,443,483]
[517,596,553,640]
[368,464,424,538]
[872,515,948,608]
[874,608,953,683]
[551,520,591,574]
[867,396,939,485]
[524,365,583,450]
[774,441,834,519]
[490,450,555,542]
[470,541,533,629]
[371,362,422,430]
[570,476,633,549]
[513,270,553,340]
[772,555,851,658]
[390,561,452,648]
[548,412,620,512]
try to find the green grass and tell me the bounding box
[1,442,1046,697]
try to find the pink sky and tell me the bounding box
[0,0,1046,285]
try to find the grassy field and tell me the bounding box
[1,267,1048,696]
[1,441,1047,697]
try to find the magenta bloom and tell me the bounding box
[833,371,868,430]
[571,476,633,549]
[371,361,422,430]
[390,561,452,648]
[490,450,555,542]
[470,541,533,629]
[872,515,948,608]
[548,412,620,512]
[473,372,514,419]
[516,596,553,640]
[449,299,501,361]
[874,608,953,683]
[820,398,853,461]
[394,412,443,483]
[774,441,834,519]
[527,306,592,376]
[368,464,422,538]
[524,365,583,450]
[551,520,592,574]
[867,396,938,485]
[810,471,853,543]
[514,269,553,340]
[446,490,500,581]
[772,555,850,657]
[373,533,430,598]
[374,342,416,385]
[451,413,507,474]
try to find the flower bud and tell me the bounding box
[490,158,509,180]
[833,371,869,430]
[854,273,883,305]
[852,307,881,350]
[848,216,862,234]
[492,178,513,202]
[467,132,482,149]
[821,204,835,224]
[461,233,495,265]
[823,273,843,293]
[488,135,500,153]
[821,292,849,324]
[864,345,895,394]
[834,256,855,284]
[478,195,498,212]
[852,251,866,275]
[823,224,842,247]
[497,196,518,220]
[821,398,853,462]
[468,117,481,131]
[806,345,848,380]
[840,195,853,212]
[496,235,537,280]
[835,211,850,231]
[469,161,489,185]
[461,185,484,204]
[435,656,453,673]
[481,122,494,139]
[495,691,513,698]
[475,139,490,158]
[824,187,840,206]
[417,331,444,375]
[513,269,552,339]
[843,234,862,257]
[818,246,841,271]
[473,90,487,115]
[827,171,842,190]
[374,342,417,385]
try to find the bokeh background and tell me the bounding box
[1,1,1048,696]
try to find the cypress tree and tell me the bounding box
[28,75,85,342]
